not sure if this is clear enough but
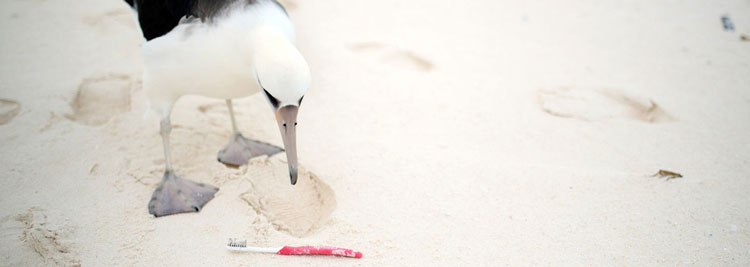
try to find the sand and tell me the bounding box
[1,0,749,265]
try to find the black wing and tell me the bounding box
[125,0,285,41]
[127,0,195,41]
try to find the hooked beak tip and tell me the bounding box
[289,169,298,185]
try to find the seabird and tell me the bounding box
[125,0,311,217]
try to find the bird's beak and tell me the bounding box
[275,105,299,185]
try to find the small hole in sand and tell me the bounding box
[240,161,336,237]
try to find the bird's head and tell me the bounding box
[255,41,310,185]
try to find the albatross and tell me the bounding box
[125,0,311,217]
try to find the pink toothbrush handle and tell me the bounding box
[277,246,363,258]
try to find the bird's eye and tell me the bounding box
[294,122,297,126]
[282,123,287,127]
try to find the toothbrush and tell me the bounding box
[226,238,363,258]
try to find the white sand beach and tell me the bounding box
[1,0,749,265]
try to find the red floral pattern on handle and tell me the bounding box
[277,246,363,258]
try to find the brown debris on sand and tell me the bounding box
[652,169,683,180]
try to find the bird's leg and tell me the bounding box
[148,116,218,217]
[160,118,174,172]
[217,99,283,167]
[227,99,240,135]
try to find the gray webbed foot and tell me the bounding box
[217,134,283,167]
[148,171,219,217]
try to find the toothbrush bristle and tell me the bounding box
[227,238,247,248]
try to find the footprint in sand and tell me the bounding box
[0,99,21,125]
[240,158,336,237]
[66,74,132,126]
[537,87,674,123]
[349,41,435,72]
[0,208,80,267]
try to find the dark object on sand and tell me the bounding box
[652,169,683,181]
[721,15,734,31]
